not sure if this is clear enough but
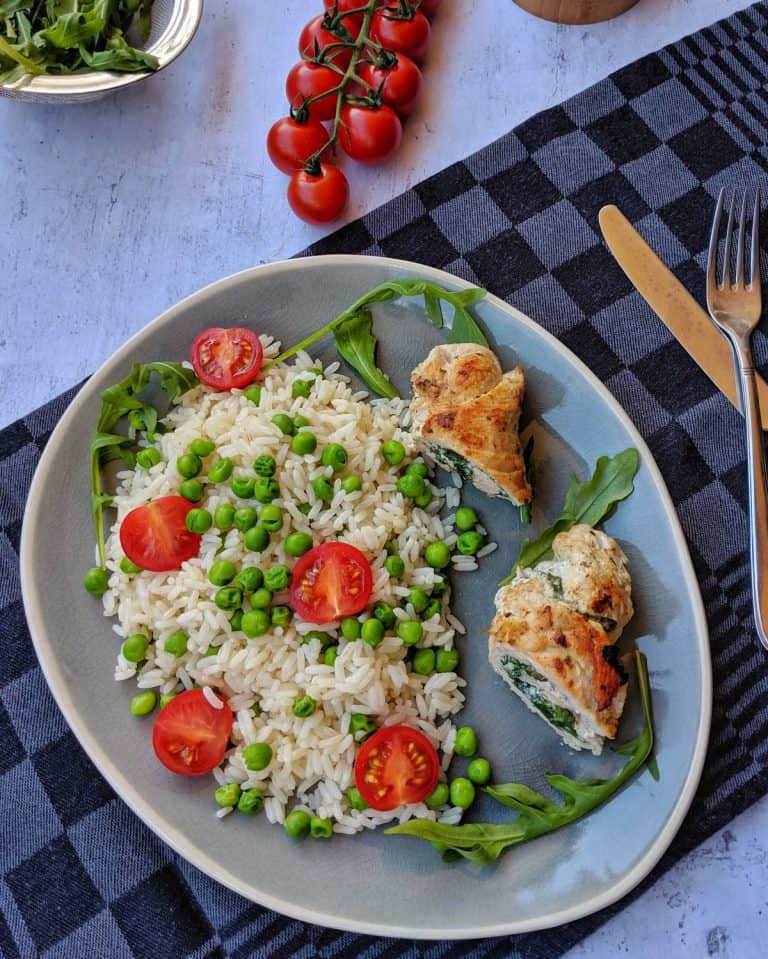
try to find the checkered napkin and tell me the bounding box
[3,4,768,957]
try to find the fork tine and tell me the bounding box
[751,187,761,289]
[735,191,748,289]
[724,193,737,287]
[707,189,725,295]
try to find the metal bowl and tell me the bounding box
[0,0,202,103]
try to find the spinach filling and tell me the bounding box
[500,657,577,737]
[430,445,474,483]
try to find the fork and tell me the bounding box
[706,189,768,651]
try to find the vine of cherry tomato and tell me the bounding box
[266,0,439,226]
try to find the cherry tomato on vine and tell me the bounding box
[299,14,354,68]
[339,103,403,164]
[369,9,431,62]
[357,55,423,118]
[287,163,349,225]
[267,117,330,175]
[286,60,340,122]
[322,0,364,34]
[418,0,441,16]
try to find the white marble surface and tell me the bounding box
[2,0,768,952]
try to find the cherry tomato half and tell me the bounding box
[299,14,354,68]
[286,60,340,122]
[339,103,402,164]
[267,116,330,174]
[119,496,201,572]
[190,327,264,391]
[357,55,423,119]
[290,542,373,623]
[354,725,440,811]
[287,163,349,225]
[369,9,431,63]
[153,688,233,776]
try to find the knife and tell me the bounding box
[599,204,768,429]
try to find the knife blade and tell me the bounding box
[599,204,768,429]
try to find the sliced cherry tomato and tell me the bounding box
[369,9,431,62]
[299,14,354,68]
[267,116,330,174]
[339,103,402,164]
[287,163,349,225]
[190,327,263,391]
[153,688,233,776]
[418,0,441,16]
[357,55,423,119]
[322,0,364,34]
[119,496,201,572]
[354,725,440,811]
[286,60,340,122]
[290,542,373,623]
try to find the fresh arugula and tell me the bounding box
[90,362,198,567]
[0,0,157,85]
[268,279,489,398]
[386,650,655,866]
[499,448,640,585]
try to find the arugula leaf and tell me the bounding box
[333,308,399,400]
[499,448,640,585]
[386,650,655,866]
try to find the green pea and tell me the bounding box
[208,458,234,483]
[237,788,265,815]
[310,816,333,839]
[253,454,276,477]
[414,487,434,509]
[292,695,316,718]
[234,507,258,532]
[271,605,293,627]
[349,713,377,737]
[242,742,272,771]
[340,617,361,641]
[136,447,162,469]
[215,783,241,808]
[119,556,142,575]
[321,443,347,472]
[303,630,334,648]
[291,377,313,399]
[340,474,362,493]
[454,506,478,531]
[179,479,204,502]
[264,564,290,592]
[186,508,213,533]
[346,786,368,811]
[122,633,149,663]
[406,587,429,614]
[284,809,311,839]
[190,439,215,457]
[323,645,339,667]
[285,531,313,557]
[467,757,492,786]
[384,555,405,578]
[130,690,157,716]
[83,567,109,596]
[215,586,242,610]
[272,413,295,436]
[396,473,425,498]
[291,431,317,455]
[454,726,478,757]
[259,505,283,532]
[249,588,272,609]
[424,541,451,569]
[457,531,485,556]
[435,648,459,673]
[209,560,236,586]
[164,631,188,656]
[422,598,442,620]
[204,645,220,658]
[361,618,384,648]
[381,439,406,465]
[253,477,280,503]
[230,610,244,630]
[244,385,262,405]
[396,620,423,646]
[312,476,334,501]
[177,452,202,479]
[406,461,429,477]
[298,502,312,515]
[373,602,396,629]
[159,691,178,709]
[242,609,271,637]
[431,577,448,597]
[384,540,396,555]
[236,566,263,592]
[251,701,262,717]
[294,415,310,428]
[214,503,236,530]
[412,648,435,675]
[244,525,270,552]
[426,782,450,808]
[449,777,476,810]
[231,476,256,499]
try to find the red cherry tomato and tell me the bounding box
[354,725,440,811]
[322,0,364,34]
[369,9,431,63]
[358,55,423,119]
[287,163,349,225]
[299,14,354,68]
[285,60,340,122]
[119,496,201,572]
[290,542,373,623]
[339,103,402,164]
[152,688,233,776]
[267,116,330,175]
[190,327,264,391]
[418,0,441,16]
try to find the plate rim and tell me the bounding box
[20,254,712,939]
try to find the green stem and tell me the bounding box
[0,33,42,72]
[91,450,106,569]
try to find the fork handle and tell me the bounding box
[732,340,768,650]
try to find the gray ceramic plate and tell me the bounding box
[21,256,711,939]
